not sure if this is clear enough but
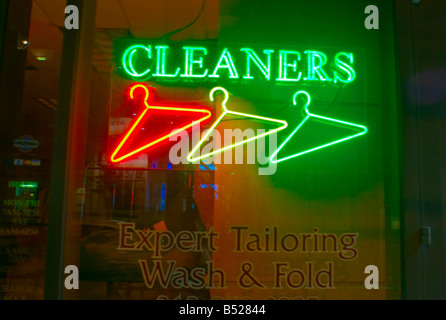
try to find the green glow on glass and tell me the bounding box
[304,51,331,81]
[209,49,239,79]
[153,45,180,78]
[241,48,274,80]
[122,45,152,78]
[276,50,302,82]
[180,46,209,78]
[333,52,356,84]
[20,182,38,188]
[270,91,367,163]
[187,87,288,162]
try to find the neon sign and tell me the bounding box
[111,41,365,166]
[110,84,212,163]
[187,87,288,162]
[269,91,367,163]
[117,42,356,85]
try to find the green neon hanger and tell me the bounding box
[187,87,288,162]
[269,91,367,163]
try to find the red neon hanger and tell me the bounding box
[110,84,212,163]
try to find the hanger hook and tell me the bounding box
[130,84,150,108]
[292,91,311,114]
[210,86,230,112]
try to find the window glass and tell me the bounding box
[0,0,402,300]
[0,0,64,300]
[74,0,401,300]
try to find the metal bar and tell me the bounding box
[44,0,96,300]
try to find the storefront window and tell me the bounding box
[1,0,407,300]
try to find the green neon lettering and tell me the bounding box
[153,45,180,78]
[270,91,367,163]
[120,43,356,84]
[122,45,152,78]
[276,50,302,82]
[304,51,331,81]
[209,48,239,79]
[187,87,288,162]
[241,48,274,80]
[333,52,356,84]
[181,46,208,78]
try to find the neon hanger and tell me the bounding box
[110,84,212,163]
[187,87,288,162]
[269,91,367,163]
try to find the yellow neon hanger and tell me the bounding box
[187,87,288,162]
